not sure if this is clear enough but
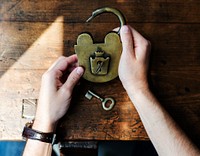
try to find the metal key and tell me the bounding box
[85,90,115,111]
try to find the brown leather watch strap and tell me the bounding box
[22,126,56,144]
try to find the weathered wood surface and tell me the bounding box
[0,0,200,147]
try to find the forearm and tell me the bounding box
[23,140,52,156]
[22,56,84,156]
[127,88,200,156]
[23,120,55,156]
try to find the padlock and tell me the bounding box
[74,7,126,83]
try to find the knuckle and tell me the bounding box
[58,56,66,60]
[147,40,151,48]
[67,72,80,86]
[71,74,79,83]
[57,56,67,64]
[142,39,149,47]
[140,39,151,51]
[60,86,71,95]
[42,71,49,80]
[42,70,54,81]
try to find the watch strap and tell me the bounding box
[22,126,56,144]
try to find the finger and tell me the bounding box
[60,62,79,85]
[120,25,135,58]
[62,67,84,92]
[67,61,79,73]
[129,26,151,60]
[113,27,120,32]
[129,27,148,48]
[48,54,78,73]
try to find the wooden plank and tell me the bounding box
[1,22,200,70]
[58,77,147,140]
[0,16,64,139]
[0,69,43,139]
[0,0,199,147]
[1,1,200,23]
[0,21,200,142]
[58,72,200,141]
[0,17,63,71]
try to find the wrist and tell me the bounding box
[32,118,56,133]
[125,84,151,102]
[33,106,58,132]
[127,87,158,113]
[22,121,56,144]
[124,82,149,97]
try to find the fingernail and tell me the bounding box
[121,25,130,34]
[76,67,84,76]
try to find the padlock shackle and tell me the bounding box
[86,7,126,34]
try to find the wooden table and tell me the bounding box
[0,0,200,147]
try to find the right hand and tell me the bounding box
[118,25,151,95]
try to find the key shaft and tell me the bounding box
[87,90,104,101]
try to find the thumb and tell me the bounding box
[62,67,84,92]
[120,25,135,58]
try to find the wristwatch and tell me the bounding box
[22,121,56,144]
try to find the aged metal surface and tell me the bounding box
[60,141,97,149]
[75,33,122,83]
[75,7,125,83]
[86,7,126,34]
[0,0,200,148]
[85,90,115,111]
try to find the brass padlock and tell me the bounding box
[75,7,126,83]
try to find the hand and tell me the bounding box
[33,55,84,132]
[119,25,151,95]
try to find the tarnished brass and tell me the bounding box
[75,7,126,83]
[86,7,126,34]
[90,50,110,75]
[75,33,121,82]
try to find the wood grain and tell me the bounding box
[0,0,199,147]
[1,0,200,23]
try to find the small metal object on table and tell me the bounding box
[85,90,115,111]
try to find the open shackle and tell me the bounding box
[86,7,126,34]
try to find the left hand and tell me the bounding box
[33,55,84,132]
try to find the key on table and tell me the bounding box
[85,90,115,111]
